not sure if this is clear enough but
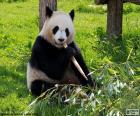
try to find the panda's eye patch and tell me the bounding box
[52,26,59,34]
[65,28,69,37]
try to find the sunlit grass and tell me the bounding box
[0,0,140,115]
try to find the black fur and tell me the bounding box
[29,36,75,80]
[30,36,95,85]
[53,26,59,35]
[29,36,95,96]
[69,9,74,21]
[65,28,70,37]
[31,80,54,96]
[46,6,53,17]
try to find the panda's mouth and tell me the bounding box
[54,41,64,47]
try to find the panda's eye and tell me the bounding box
[52,26,59,34]
[65,28,69,37]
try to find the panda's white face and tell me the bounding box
[52,25,70,47]
[39,8,75,48]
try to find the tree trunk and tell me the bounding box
[107,0,123,39]
[39,0,57,31]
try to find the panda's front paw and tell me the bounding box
[66,47,76,58]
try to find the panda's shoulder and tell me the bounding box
[33,36,47,47]
[32,36,50,51]
[69,41,80,53]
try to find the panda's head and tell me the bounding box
[40,7,75,48]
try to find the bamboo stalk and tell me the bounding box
[63,43,88,80]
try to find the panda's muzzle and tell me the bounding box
[55,40,64,46]
[58,38,64,42]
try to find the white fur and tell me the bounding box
[27,63,59,91]
[27,63,80,91]
[39,11,75,48]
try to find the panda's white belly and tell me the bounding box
[27,63,80,91]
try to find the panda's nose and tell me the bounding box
[58,38,64,42]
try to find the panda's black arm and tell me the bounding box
[69,42,96,87]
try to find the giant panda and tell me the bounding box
[27,6,96,96]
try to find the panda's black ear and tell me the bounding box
[46,6,53,18]
[69,9,74,21]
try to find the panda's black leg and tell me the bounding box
[31,80,54,96]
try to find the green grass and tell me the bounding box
[0,0,140,115]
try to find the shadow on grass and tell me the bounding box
[109,37,129,62]
[0,64,29,98]
[93,27,140,63]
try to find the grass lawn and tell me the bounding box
[0,0,140,115]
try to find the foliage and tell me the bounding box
[0,0,140,116]
[24,59,140,115]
